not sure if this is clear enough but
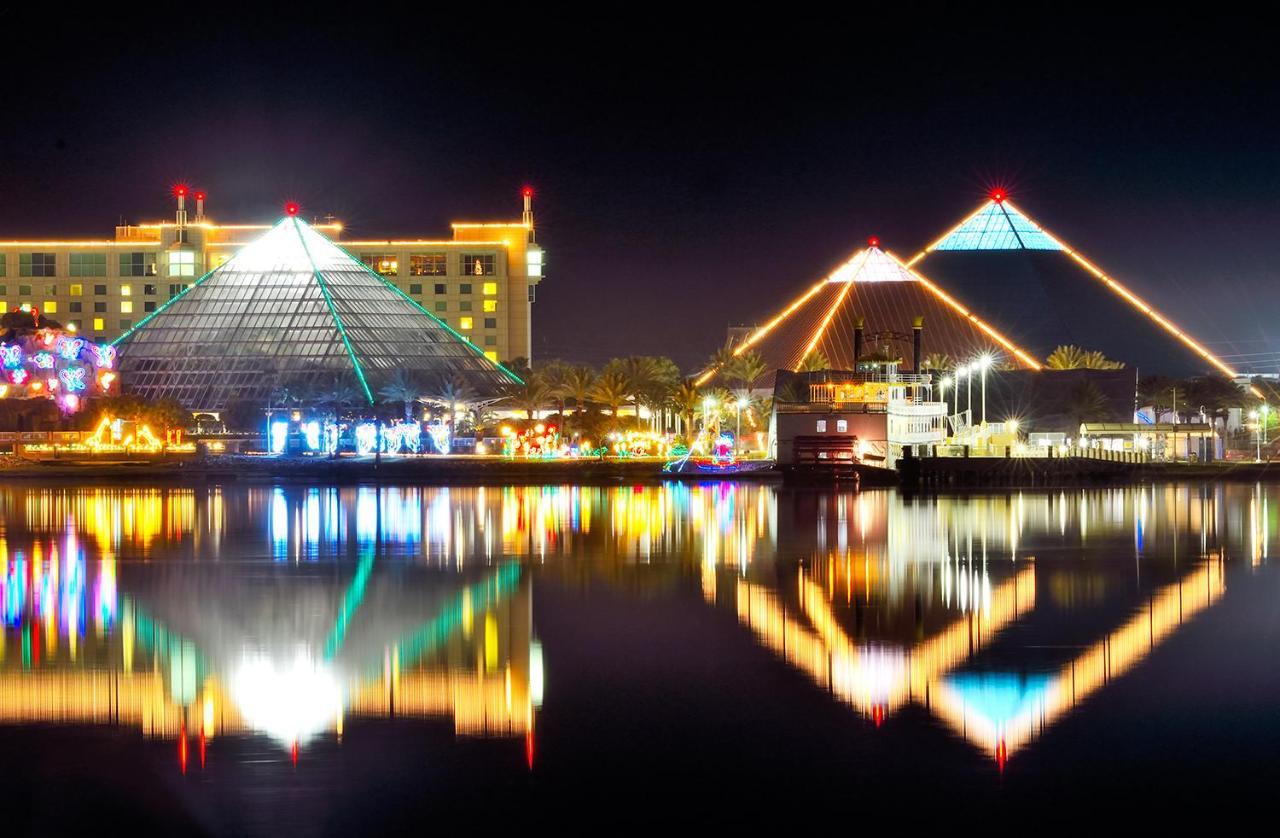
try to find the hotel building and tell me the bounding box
[0,188,544,365]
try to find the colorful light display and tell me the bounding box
[0,321,119,412]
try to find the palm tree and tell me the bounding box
[564,365,597,414]
[505,378,552,420]
[378,369,422,423]
[1046,345,1125,370]
[1066,380,1113,427]
[590,371,631,426]
[921,352,954,373]
[798,350,830,372]
[726,350,769,394]
[424,374,476,426]
[536,359,574,419]
[670,380,703,441]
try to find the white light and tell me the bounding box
[231,652,343,746]
[737,397,748,408]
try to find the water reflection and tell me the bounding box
[0,481,1277,780]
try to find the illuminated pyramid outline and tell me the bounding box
[695,241,1041,386]
[114,215,521,408]
[906,194,1239,378]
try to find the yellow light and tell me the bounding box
[795,279,854,371]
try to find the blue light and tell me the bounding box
[354,422,378,455]
[270,420,289,454]
[943,671,1053,725]
[302,420,322,451]
[933,202,1063,252]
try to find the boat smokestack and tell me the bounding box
[853,316,864,366]
[913,316,924,372]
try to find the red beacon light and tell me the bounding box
[174,184,189,198]
[194,191,206,201]
[521,185,534,198]
[990,188,1007,203]
[284,202,300,216]
[868,236,881,248]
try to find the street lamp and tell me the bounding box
[940,376,953,431]
[978,353,994,426]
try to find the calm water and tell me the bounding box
[1,481,1278,833]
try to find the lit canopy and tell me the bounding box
[115,217,519,412]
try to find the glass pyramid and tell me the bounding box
[932,201,1063,251]
[827,246,919,283]
[116,217,520,412]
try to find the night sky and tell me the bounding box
[3,10,1278,372]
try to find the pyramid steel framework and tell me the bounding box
[696,242,1040,386]
[905,195,1238,378]
[115,216,520,412]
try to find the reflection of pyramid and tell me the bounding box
[697,242,1039,386]
[115,216,519,412]
[907,195,1237,377]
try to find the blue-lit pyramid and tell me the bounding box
[115,216,519,412]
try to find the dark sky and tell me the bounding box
[3,9,1278,372]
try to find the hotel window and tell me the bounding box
[484,317,497,329]
[144,301,156,312]
[66,320,78,331]
[360,253,398,276]
[410,253,447,276]
[459,283,473,295]
[484,335,497,346]
[459,301,473,312]
[94,284,107,295]
[483,299,497,312]
[20,253,56,277]
[144,284,157,296]
[121,284,132,296]
[484,350,498,362]
[816,420,827,433]
[463,254,495,276]
[94,302,106,313]
[0,284,5,294]
[120,319,131,330]
[435,302,447,312]
[120,300,133,314]
[168,251,196,277]
[70,252,106,277]
[0,255,5,276]
[45,284,57,295]
[70,283,82,295]
[409,283,423,295]
[43,301,57,313]
[434,283,446,295]
[69,301,82,313]
[93,317,105,331]
[459,317,474,330]
[119,252,157,277]
[169,283,185,297]
[19,284,31,295]
[482,281,498,295]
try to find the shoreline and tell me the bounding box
[2,454,1278,487]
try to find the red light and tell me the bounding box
[868,236,880,248]
[194,191,206,201]
[174,184,189,198]
[285,202,300,216]
[990,188,1007,203]
[521,185,534,198]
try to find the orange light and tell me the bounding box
[795,279,854,370]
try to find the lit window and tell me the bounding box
[484,351,498,362]
[462,254,496,276]
[93,318,105,331]
[69,252,107,277]
[482,281,498,295]
[121,284,132,296]
[43,301,57,313]
[816,420,827,433]
[459,317,473,330]
[410,253,447,276]
[70,283,83,295]
[526,247,543,277]
[168,251,196,277]
[120,300,133,314]
[360,253,398,277]
[483,299,497,312]
[836,419,848,433]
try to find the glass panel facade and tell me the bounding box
[117,218,517,412]
[70,253,107,276]
[932,202,1063,251]
[410,253,446,276]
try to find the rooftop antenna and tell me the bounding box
[173,184,189,242]
[194,190,206,222]
[522,185,535,242]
